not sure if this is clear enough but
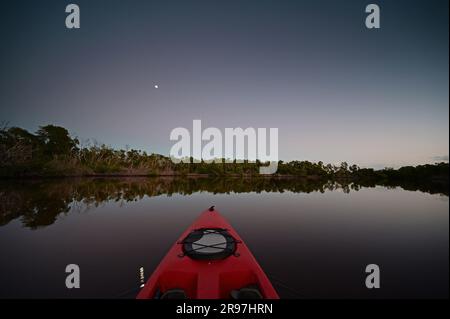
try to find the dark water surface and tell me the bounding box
[0,177,448,298]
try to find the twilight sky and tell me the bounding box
[0,0,448,168]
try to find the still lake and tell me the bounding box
[0,177,448,298]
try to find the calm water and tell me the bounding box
[0,177,448,298]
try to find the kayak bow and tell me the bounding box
[137,207,279,299]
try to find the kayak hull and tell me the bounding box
[137,208,279,299]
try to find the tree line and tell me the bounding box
[0,125,448,185]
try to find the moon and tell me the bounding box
[154,85,159,89]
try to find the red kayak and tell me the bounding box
[137,207,279,299]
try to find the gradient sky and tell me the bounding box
[0,0,448,168]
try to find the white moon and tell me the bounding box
[154,85,159,89]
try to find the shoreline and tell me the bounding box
[0,173,326,180]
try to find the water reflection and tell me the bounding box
[0,176,448,229]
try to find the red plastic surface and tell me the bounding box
[136,208,279,299]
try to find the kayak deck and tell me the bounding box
[137,207,279,299]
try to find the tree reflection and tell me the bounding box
[0,176,447,229]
